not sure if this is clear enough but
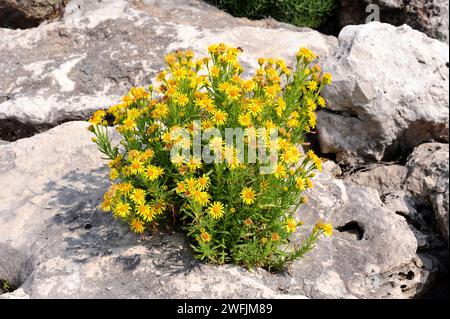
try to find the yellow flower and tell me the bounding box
[171,153,186,167]
[223,145,235,162]
[323,223,333,236]
[114,201,131,218]
[315,221,333,236]
[317,96,326,108]
[185,177,198,192]
[322,72,332,85]
[212,110,228,126]
[227,85,241,100]
[130,188,146,205]
[307,110,317,128]
[130,158,145,174]
[174,93,189,106]
[109,168,119,180]
[306,178,314,188]
[307,81,318,92]
[274,163,287,179]
[137,204,154,222]
[207,201,225,219]
[153,201,166,215]
[197,175,210,190]
[219,82,231,93]
[210,66,220,77]
[263,85,280,99]
[187,156,202,172]
[296,47,317,63]
[117,182,133,194]
[247,99,263,116]
[285,217,297,233]
[89,110,106,125]
[209,136,223,152]
[101,198,111,212]
[296,177,306,191]
[241,187,256,205]
[122,118,136,131]
[201,119,215,131]
[175,181,187,194]
[282,146,300,164]
[242,79,255,92]
[243,218,253,226]
[200,231,211,243]
[191,190,210,206]
[287,117,299,128]
[165,53,176,65]
[307,150,322,172]
[144,165,164,181]
[130,218,145,234]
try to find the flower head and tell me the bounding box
[241,187,256,205]
[130,219,145,234]
[207,201,225,219]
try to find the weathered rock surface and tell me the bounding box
[345,165,407,195]
[342,143,449,241]
[0,0,337,141]
[339,0,449,44]
[0,122,439,299]
[318,22,449,164]
[405,143,449,240]
[0,0,67,29]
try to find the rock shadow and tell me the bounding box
[44,167,200,275]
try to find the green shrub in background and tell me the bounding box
[210,0,337,29]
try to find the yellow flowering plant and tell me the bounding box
[89,43,333,271]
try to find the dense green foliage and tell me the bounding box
[209,0,337,29]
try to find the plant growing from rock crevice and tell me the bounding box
[89,43,333,271]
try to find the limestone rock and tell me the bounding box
[318,22,449,164]
[292,174,430,299]
[405,143,449,240]
[339,0,449,44]
[0,0,337,141]
[0,122,435,298]
[344,165,407,195]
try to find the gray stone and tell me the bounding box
[344,165,407,196]
[0,122,436,298]
[339,0,449,44]
[383,191,418,217]
[318,22,449,164]
[405,143,449,240]
[0,0,337,141]
[292,174,432,299]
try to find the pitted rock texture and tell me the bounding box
[0,122,439,299]
[318,22,449,165]
[0,0,337,141]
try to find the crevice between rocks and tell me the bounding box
[0,115,94,142]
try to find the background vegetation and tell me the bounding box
[209,0,337,29]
